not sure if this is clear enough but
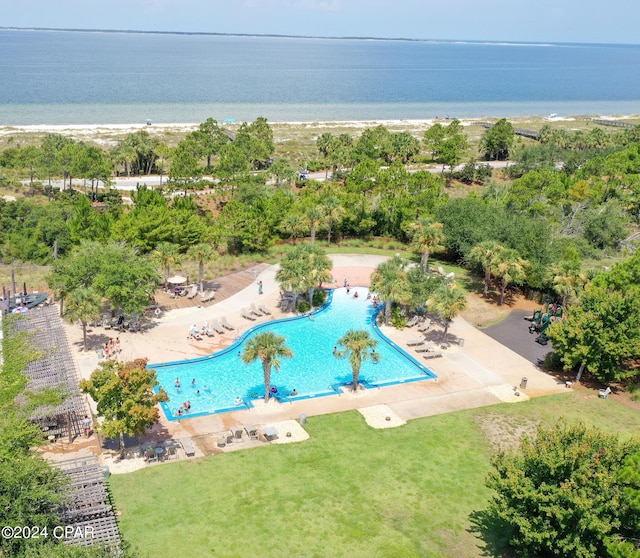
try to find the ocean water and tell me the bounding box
[1,29,640,125]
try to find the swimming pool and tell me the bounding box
[150,287,437,419]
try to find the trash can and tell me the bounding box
[520,377,528,389]
[458,338,465,347]
[299,414,307,425]
[101,466,111,479]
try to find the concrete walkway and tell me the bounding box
[59,254,567,472]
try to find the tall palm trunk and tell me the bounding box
[483,269,491,297]
[499,279,507,306]
[82,322,88,351]
[442,320,451,341]
[352,363,361,391]
[384,300,392,325]
[263,362,272,402]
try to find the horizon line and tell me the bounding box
[0,26,637,48]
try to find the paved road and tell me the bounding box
[482,309,552,366]
[35,161,513,192]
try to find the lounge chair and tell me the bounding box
[242,308,256,321]
[180,438,196,457]
[423,351,443,360]
[186,285,198,299]
[202,323,215,337]
[263,426,279,441]
[211,319,225,334]
[417,318,432,332]
[245,424,259,440]
[231,426,244,443]
[144,448,157,463]
[406,338,424,346]
[599,386,611,399]
[250,303,263,316]
[406,316,420,328]
[200,290,212,302]
[164,442,179,460]
[221,316,235,330]
[259,305,272,315]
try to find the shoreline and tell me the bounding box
[1,113,639,137]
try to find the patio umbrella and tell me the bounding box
[167,275,187,285]
[11,306,28,314]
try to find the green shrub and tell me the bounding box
[628,382,640,402]
[390,305,407,329]
[297,301,311,313]
[542,351,563,371]
[312,289,327,307]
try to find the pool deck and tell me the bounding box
[56,254,567,471]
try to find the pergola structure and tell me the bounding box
[8,305,88,441]
[55,457,122,548]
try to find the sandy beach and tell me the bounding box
[2,114,639,148]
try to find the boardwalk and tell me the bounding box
[475,121,539,140]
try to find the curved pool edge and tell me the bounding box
[150,289,438,420]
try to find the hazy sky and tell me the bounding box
[2,0,638,45]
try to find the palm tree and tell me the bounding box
[335,329,380,391]
[187,242,216,293]
[411,220,445,272]
[467,240,504,298]
[490,248,529,306]
[276,244,333,309]
[66,287,103,351]
[370,255,412,325]
[275,252,307,311]
[280,213,307,245]
[153,242,181,289]
[551,260,587,307]
[321,196,344,244]
[316,132,337,179]
[305,206,325,245]
[299,243,333,305]
[241,331,293,402]
[429,283,467,341]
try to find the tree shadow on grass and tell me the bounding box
[468,508,512,557]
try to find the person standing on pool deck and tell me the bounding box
[82,415,91,437]
[343,278,348,287]
[258,280,263,295]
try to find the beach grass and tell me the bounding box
[108,392,640,558]
[3,115,638,160]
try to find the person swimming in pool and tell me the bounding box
[291,389,298,396]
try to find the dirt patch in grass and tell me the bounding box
[475,413,540,453]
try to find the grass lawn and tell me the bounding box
[109,392,640,558]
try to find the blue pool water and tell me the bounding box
[150,288,436,419]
